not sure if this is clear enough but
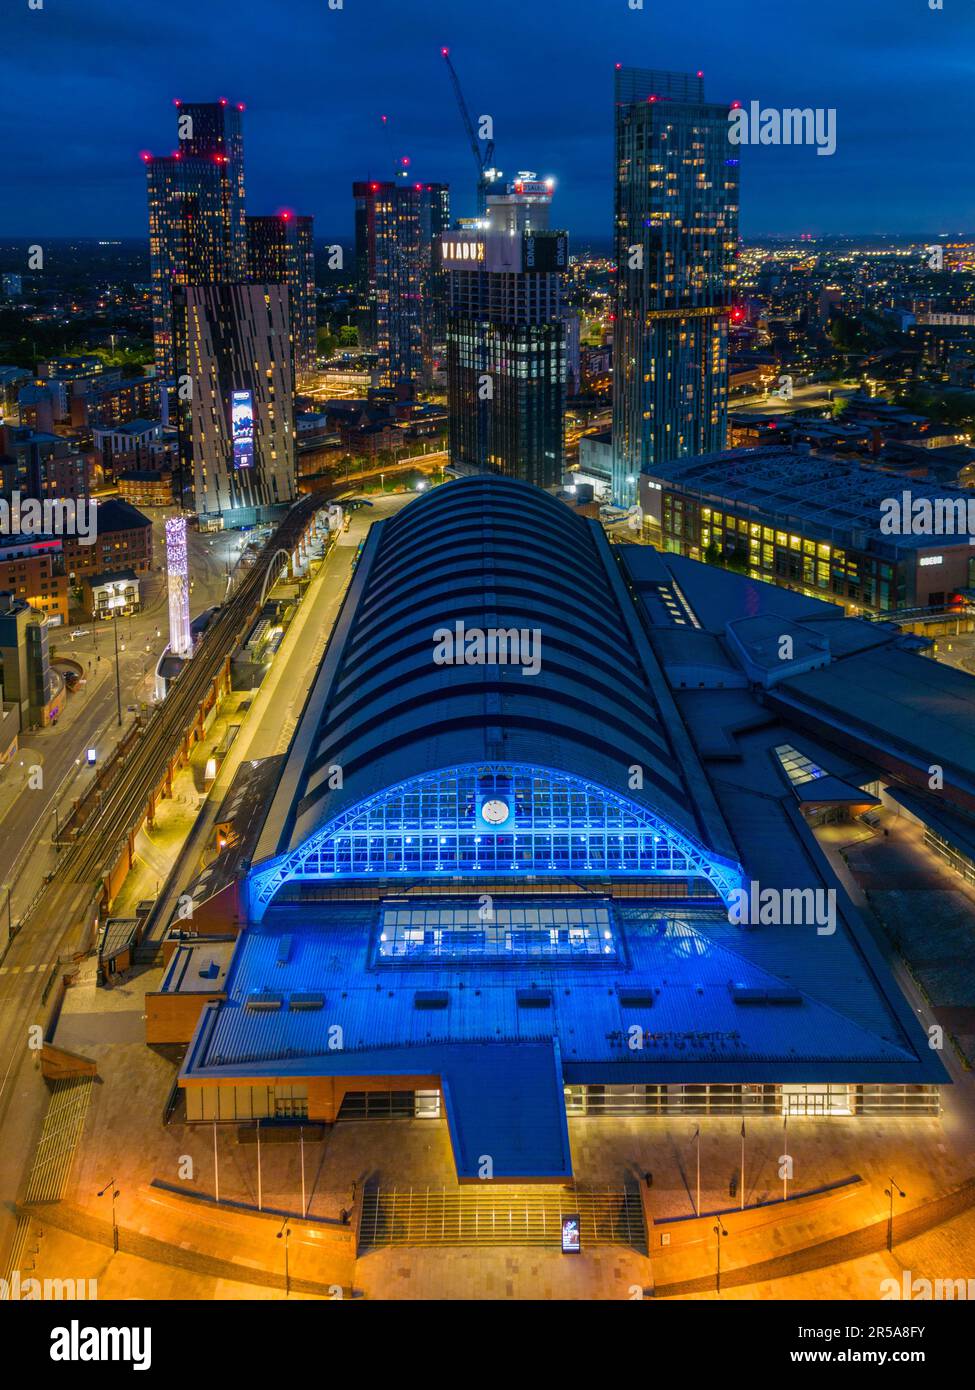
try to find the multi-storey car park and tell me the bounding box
[151,475,974,1182]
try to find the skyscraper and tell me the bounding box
[145,99,247,379]
[612,67,739,507]
[174,283,296,527]
[444,178,568,490]
[246,213,317,385]
[353,180,450,390]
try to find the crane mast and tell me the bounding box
[440,47,498,217]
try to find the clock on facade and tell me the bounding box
[480,798,510,826]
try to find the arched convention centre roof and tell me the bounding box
[249,476,740,909]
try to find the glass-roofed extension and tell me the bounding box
[248,763,746,917]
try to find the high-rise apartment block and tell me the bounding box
[174,283,296,526]
[353,180,450,390]
[146,100,247,378]
[444,179,569,490]
[612,67,739,506]
[246,213,317,385]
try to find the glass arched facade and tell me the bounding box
[248,763,744,917]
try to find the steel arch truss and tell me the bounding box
[248,763,745,918]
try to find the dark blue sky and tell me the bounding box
[3,0,973,241]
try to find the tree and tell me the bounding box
[338,325,359,347]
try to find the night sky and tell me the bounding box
[3,0,973,241]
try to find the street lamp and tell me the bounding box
[98,1178,120,1253]
[713,1217,728,1295]
[884,1177,906,1253]
[111,616,122,727]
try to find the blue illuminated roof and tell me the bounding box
[183,898,938,1086]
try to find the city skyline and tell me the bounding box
[2,0,974,240]
[1,0,974,1331]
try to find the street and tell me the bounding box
[0,517,240,926]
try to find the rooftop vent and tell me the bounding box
[729,983,802,1006]
[276,936,293,966]
[289,994,324,1011]
[516,988,552,1008]
[245,992,284,1012]
[617,988,654,1007]
[414,990,449,1010]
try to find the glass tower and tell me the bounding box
[353,180,450,390]
[612,68,739,507]
[246,213,316,385]
[146,100,247,379]
[444,183,569,490]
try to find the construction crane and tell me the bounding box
[440,46,500,217]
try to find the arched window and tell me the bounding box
[249,763,744,917]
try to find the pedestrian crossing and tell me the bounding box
[0,962,51,975]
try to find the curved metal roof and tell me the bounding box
[259,475,732,860]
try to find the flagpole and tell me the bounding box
[695,1127,701,1217]
[213,1120,220,1204]
[697,1127,702,1218]
[740,1120,746,1211]
[783,1114,789,1202]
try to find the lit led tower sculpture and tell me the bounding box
[166,515,192,658]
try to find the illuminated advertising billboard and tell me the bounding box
[561,1214,581,1254]
[523,232,568,272]
[232,390,254,470]
[441,238,486,265]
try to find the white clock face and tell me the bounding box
[481,798,510,826]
